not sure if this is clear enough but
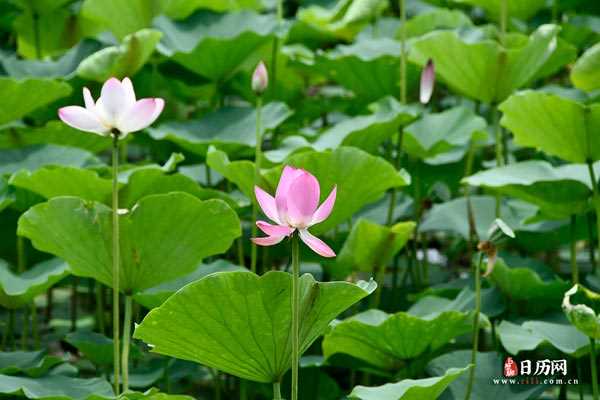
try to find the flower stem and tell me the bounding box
[464,252,484,400]
[587,160,600,269]
[251,96,263,274]
[493,106,503,218]
[121,295,132,393]
[240,379,247,400]
[570,215,579,284]
[273,381,282,400]
[270,0,283,100]
[111,134,121,395]
[591,338,599,400]
[31,301,39,348]
[96,283,105,335]
[291,233,300,400]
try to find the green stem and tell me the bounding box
[421,232,429,286]
[21,306,28,349]
[71,277,78,332]
[587,160,600,269]
[17,236,26,273]
[213,369,222,400]
[251,96,263,274]
[237,238,245,268]
[493,106,503,218]
[111,134,121,395]
[31,301,39,348]
[240,379,247,400]
[96,283,105,335]
[399,0,407,104]
[273,381,282,400]
[571,215,579,284]
[589,211,598,273]
[3,310,15,350]
[121,296,132,393]
[591,338,599,400]
[205,165,212,187]
[464,253,484,400]
[270,0,283,100]
[291,234,300,400]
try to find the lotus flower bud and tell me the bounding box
[419,59,435,104]
[252,61,269,95]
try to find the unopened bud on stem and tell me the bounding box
[252,61,269,95]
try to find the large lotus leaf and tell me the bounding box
[571,42,600,92]
[9,166,113,204]
[410,286,506,319]
[154,11,277,80]
[463,160,600,218]
[1,40,102,79]
[419,196,527,240]
[0,351,63,377]
[0,78,71,125]
[18,193,241,293]
[134,271,376,383]
[488,258,570,311]
[0,145,99,176]
[497,319,590,357]
[0,374,113,400]
[409,24,559,103]
[403,9,473,39]
[206,146,267,200]
[314,38,418,103]
[160,0,263,19]
[272,147,410,234]
[119,169,236,209]
[349,366,470,400]
[134,259,247,309]
[65,331,114,366]
[314,97,419,153]
[0,122,111,153]
[297,0,388,41]
[121,389,194,400]
[148,102,292,156]
[333,219,415,278]
[403,106,487,161]
[81,0,156,40]
[77,29,162,82]
[0,258,69,309]
[427,351,547,400]
[322,308,481,371]
[499,90,600,163]
[453,0,546,21]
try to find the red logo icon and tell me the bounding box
[504,357,519,377]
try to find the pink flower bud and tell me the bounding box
[252,61,269,94]
[420,59,435,104]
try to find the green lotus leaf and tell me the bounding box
[332,219,415,278]
[133,271,375,383]
[77,29,162,82]
[0,374,113,400]
[314,97,419,153]
[1,40,102,79]
[322,308,484,371]
[563,284,600,339]
[403,106,487,162]
[159,0,263,19]
[206,146,266,200]
[500,90,600,163]
[133,259,247,309]
[349,366,470,400]
[411,286,506,319]
[427,351,547,400]
[120,388,195,400]
[0,122,111,153]
[81,0,156,40]
[571,42,600,92]
[154,10,277,80]
[0,145,100,176]
[463,160,600,218]
[453,0,546,21]
[0,78,71,125]
[148,102,292,156]
[314,39,419,103]
[65,331,115,366]
[274,147,409,234]
[0,351,63,378]
[0,258,69,309]
[9,166,113,204]
[410,24,560,103]
[297,0,388,41]
[497,319,590,357]
[403,9,473,38]
[18,193,241,293]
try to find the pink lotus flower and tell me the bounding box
[251,61,268,94]
[58,77,164,137]
[420,59,435,104]
[253,166,337,257]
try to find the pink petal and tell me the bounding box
[419,59,435,104]
[256,221,293,237]
[252,236,285,246]
[83,87,95,110]
[275,166,302,223]
[121,77,136,107]
[255,186,281,224]
[252,61,268,94]
[311,185,336,226]
[286,170,320,227]
[58,106,108,134]
[117,98,164,133]
[99,77,128,123]
[299,229,336,258]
